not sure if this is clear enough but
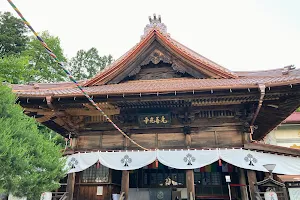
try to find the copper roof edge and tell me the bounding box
[244,143,300,157]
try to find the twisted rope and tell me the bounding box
[7,0,148,151]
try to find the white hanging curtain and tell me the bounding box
[65,149,300,175]
[66,152,99,173]
[157,149,219,169]
[98,150,157,170]
[219,148,300,175]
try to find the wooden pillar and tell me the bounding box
[66,173,75,200]
[186,169,195,200]
[282,186,289,200]
[247,170,257,200]
[121,170,129,200]
[185,134,192,148]
[239,168,248,200]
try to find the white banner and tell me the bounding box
[288,188,300,200]
[99,150,157,170]
[66,152,99,173]
[219,148,300,175]
[40,192,52,200]
[65,149,300,175]
[157,149,219,169]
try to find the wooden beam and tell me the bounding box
[238,168,248,200]
[185,134,192,148]
[121,170,129,200]
[66,173,75,200]
[247,170,257,200]
[186,169,195,200]
[36,115,52,123]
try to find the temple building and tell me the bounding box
[12,15,300,200]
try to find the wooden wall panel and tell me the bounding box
[158,133,185,149]
[77,185,109,200]
[102,134,124,150]
[191,132,216,148]
[129,133,156,149]
[191,129,243,148]
[77,136,101,149]
[216,130,243,147]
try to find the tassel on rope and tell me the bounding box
[155,159,159,168]
[218,158,222,167]
[7,0,148,151]
[96,160,101,169]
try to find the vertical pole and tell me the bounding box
[227,183,232,200]
[186,169,195,200]
[283,186,289,200]
[66,173,75,200]
[121,170,129,200]
[239,168,248,200]
[246,170,257,200]
[245,186,249,200]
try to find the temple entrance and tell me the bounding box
[128,161,186,200]
[194,162,240,200]
[127,161,241,200]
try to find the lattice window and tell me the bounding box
[142,169,186,187]
[194,172,221,185]
[211,172,221,185]
[81,164,109,183]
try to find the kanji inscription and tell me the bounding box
[139,114,171,126]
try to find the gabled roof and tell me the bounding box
[11,15,300,140]
[84,18,238,86]
[12,74,300,97]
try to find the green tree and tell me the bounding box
[69,47,113,80]
[0,84,66,200]
[0,12,28,56]
[23,31,67,82]
[0,55,36,84]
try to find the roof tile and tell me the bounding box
[12,75,300,98]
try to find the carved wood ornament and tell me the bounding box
[127,49,188,78]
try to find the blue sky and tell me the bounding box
[1,0,299,71]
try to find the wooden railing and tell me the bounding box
[51,192,68,200]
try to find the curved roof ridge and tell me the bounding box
[84,27,238,86]
[167,37,236,77]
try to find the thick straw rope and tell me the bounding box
[7,0,148,151]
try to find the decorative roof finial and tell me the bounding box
[149,14,161,23]
[142,14,167,38]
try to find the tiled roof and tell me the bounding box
[165,37,236,78]
[278,175,300,182]
[12,73,300,97]
[244,143,300,156]
[84,28,238,86]
[11,19,300,98]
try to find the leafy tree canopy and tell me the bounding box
[0,55,36,84]
[0,84,66,199]
[23,31,67,83]
[0,12,28,56]
[69,47,113,80]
